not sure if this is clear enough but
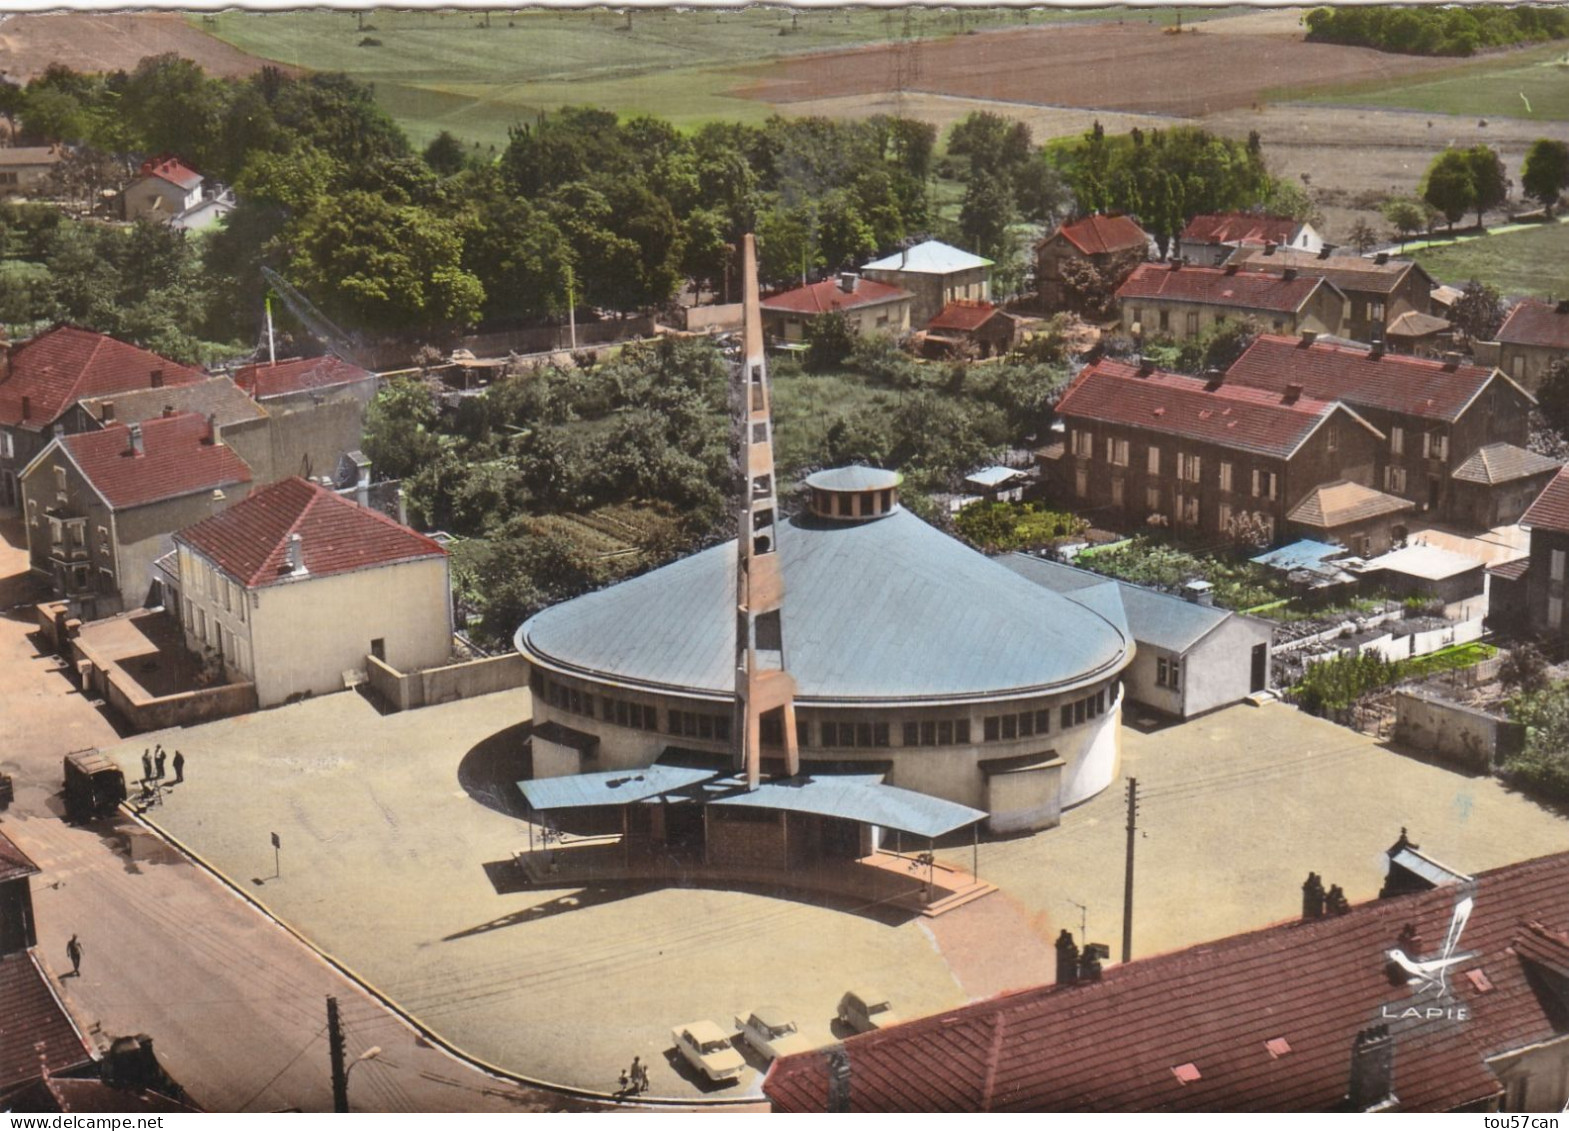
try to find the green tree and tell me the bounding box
[958,174,1018,267]
[804,311,856,372]
[1382,198,1428,249]
[422,130,469,176]
[1346,218,1380,254]
[1423,149,1475,233]
[463,190,574,323]
[292,190,484,334]
[1449,280,1505,344]
[1522,138,1569,216]
[363,376,444,481]
[119,54,229,171]
[1463,144,1509,228]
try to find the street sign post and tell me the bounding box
[271,831,280,878]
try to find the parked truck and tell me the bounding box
[63,748,126,822]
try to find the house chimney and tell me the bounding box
[1263,241,1277,256]
[286,532,304,574]
[356,458,372,507]
[162,404,174,418]
[1442,351,1461,369]
[1283,267,1299,282]
[1224,263,1239,275]
[20,394,30,422]
[1204,366,1225,390]
[1369,343,1385,361]
[1283,383,1304,405]
[102,401,116,423]
[838,271,859,294]
[1169,257,1183,271]
[127,423,144,456]
[1346,1025,1395,1111]
[1299,330,1318,348]
[1184,578,1214,606]
[1326,884,1351,914]
[1078,942,1109,982]
[1302,872,1326,920]
[826,1048,852,1114]
[1055,929,1080,985]
[1138,355,1156,375]
[1556,299,1569,315]
[1374,252,1390,266]
[204,412,221,445]
[1318,245,1333,260]
[150,368,164,388]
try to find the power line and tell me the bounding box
[236,1026,325,1113]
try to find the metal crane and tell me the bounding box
[260,267,363,369]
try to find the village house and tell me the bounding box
[764,846,1569,1113]
[0,145,63,195]
[1047,357,1384,546]
[1493,299,1569,392]
[759,273,912,345]
[1493,466,1569,645]
[1283,479,1417,557]
[861,239,993,329]
[920,300,1021,358]
[1002,555,1274,717]
[1383,310,1455,357]
[1034,213,1150,312]
[120,155,203,223]
[19,412,253,618]
[1115,261,1346,342]
[0,327,206,508]
[169,477,451,708]
[231,355,380,481]
[1176,211,1324,266]
[1228,247,1439,344]
[1225,334,1541,525]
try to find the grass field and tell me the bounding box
[195,7,1239,147]
[770,369,896,477]
[1412,218,1569,299]
[1277,40,1569,122]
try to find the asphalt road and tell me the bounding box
[0,517,575,1113]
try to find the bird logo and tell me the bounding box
[1386,890,1475,999]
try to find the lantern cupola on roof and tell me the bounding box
[804,465,902,522]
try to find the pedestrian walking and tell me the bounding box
[618,1068,630,1094]
[631,1057,648,1093]
[172,750,185,784]
[141,749,152,782]
[66,934,82,976]
[155,750,167,780]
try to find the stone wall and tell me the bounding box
[1393,688,1524,774]
[365,652,528,712]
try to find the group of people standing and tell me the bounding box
[139,744,186,786]
[618,1056,650,1095]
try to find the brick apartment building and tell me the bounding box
[1115,261,1346,342]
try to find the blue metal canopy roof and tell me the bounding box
[518,510,1131,705]
[517,764,716,810]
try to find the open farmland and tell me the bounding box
[732,16,1461,118]
[0,11,285,82]
[194,6,1241,146]
[1412,219,1569,300]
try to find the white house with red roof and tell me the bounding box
[759,272,912,344]
[0,326,206,507]
[18,412,253,617]
[121,156,204,224]
[1176,211,1324,267]
[170,477,451,707]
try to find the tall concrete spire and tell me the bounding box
[735,233,798,790]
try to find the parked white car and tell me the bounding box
[672,1020,746,1083]
[837,989,901,1033]
[734,1007,815,1060]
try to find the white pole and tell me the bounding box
[265,294,276,367]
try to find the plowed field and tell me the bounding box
[0,12,286,83]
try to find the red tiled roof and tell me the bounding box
[1497,300,1569,351]
[1520,466,1569,533]
[1227,335,1511,424]
[27,1077,202,1114]
[0,830,40,884]
[1180,213,1300,248]
[1049,214,1149,257]
[175,477,444,589]
[765,849,1569,1113]
[232,356,375,399]
[1486,557,1530,581]
[1228,247,1431,297]
[761,276,911,315]
[136,156,202,191]
[927,301,999,333]
[57,413,252,510]
[0,328,206,429]
[0,951,94,1096]
[1116,262,1330,314]
[1055,359,1367,460]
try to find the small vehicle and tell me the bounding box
[62,748,126,822]
[837,989,901,1034]
[734,1007,814,1061]
[672,1020,746,1084]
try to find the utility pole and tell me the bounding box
[1122,777,1139,964]
[565,263,577,352]
[327,995,348,1114]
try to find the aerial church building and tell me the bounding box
[516,237,1134,852]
